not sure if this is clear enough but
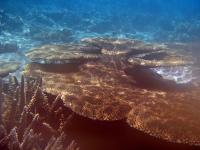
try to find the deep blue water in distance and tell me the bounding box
[1,0,200,44]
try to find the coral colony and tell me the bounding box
[0,0,200,150]
[0,37,200,150]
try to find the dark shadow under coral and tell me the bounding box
[124,66,193,92]
[62,109,199,150]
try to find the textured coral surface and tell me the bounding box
[23,38,200,146]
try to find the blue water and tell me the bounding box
[1,0,200,43]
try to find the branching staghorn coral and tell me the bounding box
[0,76,79,150]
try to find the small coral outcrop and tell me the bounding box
[0,61,20,77]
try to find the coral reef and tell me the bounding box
[0,61,20,77]
[0,76,79,150]
[25,44,101,65]
[81,37,139,56]
[23,37,200,146]
[0,0,200,148]
[128,52,194,67]
[24,61,133,121]
[82,37,166,53]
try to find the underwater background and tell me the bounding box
[0,0,200,75]
[1,0,200,45]
[1,0,200,150]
